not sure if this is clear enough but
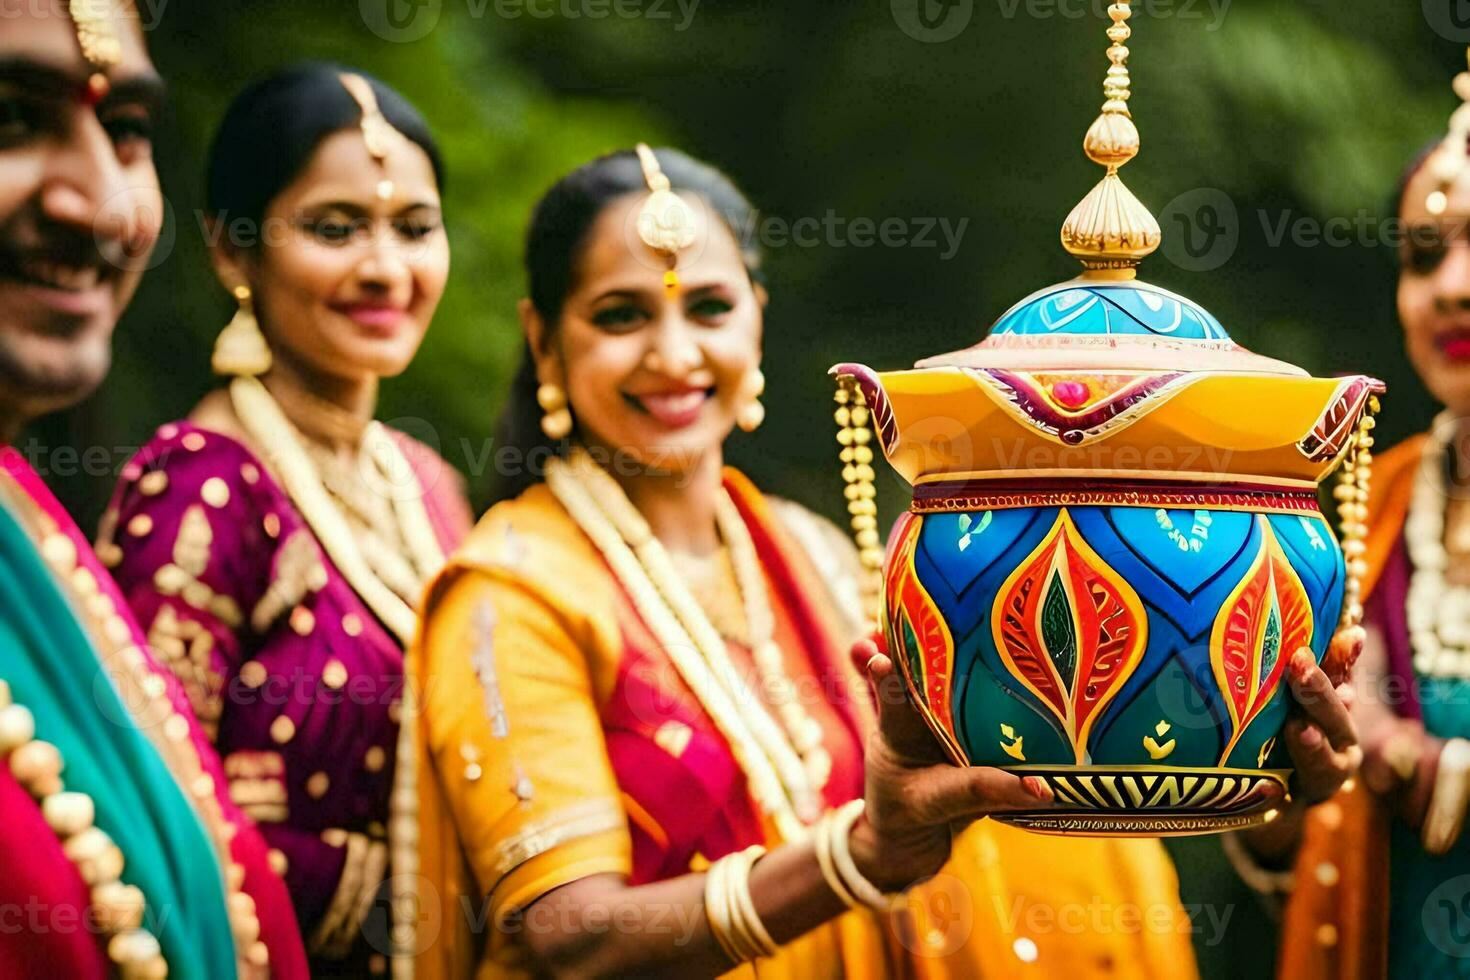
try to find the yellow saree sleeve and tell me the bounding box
[413,486,633,979]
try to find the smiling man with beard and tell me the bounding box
[0,3,308,977]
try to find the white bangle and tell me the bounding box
[1424,737,1470,855]
[814,807,861,909]
[826,800,901,912]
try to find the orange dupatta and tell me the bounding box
[1277,434,1425,980]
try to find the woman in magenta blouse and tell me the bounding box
[100,63,472,978]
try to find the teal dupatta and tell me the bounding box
[0,489,238,977]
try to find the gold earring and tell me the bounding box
[211,284,272,377]
[537,383,573,440]
[737,368,766,433]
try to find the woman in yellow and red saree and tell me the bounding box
[405,146,1246,980]
[1281,130,1470,977]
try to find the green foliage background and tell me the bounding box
[31,1,1470,973]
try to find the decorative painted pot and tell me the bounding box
[832,278,1383,835]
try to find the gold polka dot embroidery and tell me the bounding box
[364,746,386,772]
[97,543,123,568]
[201,477,230,509]
[182,432,207,452]
[192,772,215,798]
[290,607,315,636]
[240,463,260,485]
[157,423,179,441]
[1315,802,1343,831]
[182,581,212,610]
[305,772,329,799]
[238,662,267,688]
[270,715,296,744]
[268,848,288,875]
[321,828,348,848]
[126,513,153,537]
[262,514,281,539]
[342,614,363,637]
[153,564,188,593]
[138,471,168,496]
[321,659,348,689]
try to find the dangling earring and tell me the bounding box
[211,284,272,377]
[736,368,766,433]
[537,383,573,440]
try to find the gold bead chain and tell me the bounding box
[1333,394,1380,630]
[834,379,884,622]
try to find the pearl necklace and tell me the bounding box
[229,377,442,645]
[0,679,168,978]
[1406,412,1470,678]
[715,492,833,788]
[546,450,821,839]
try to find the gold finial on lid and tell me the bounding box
[1426,48,1470,216]
[1060,2,1161,278]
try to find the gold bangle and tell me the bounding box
[725,845,777,959]
[827,800,898,912]
[703,852,743,964]
[814,808,860,909]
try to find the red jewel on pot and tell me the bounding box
[1051,380,1092,409]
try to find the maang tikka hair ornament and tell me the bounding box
[67,0,123,104]
[1427,48,1470,215]
[635,143,698,291]
[339,73,408,202]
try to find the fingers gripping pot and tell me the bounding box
[830,4,1383,836]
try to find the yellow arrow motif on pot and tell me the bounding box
[1143,719,1175,760]
[1000,724,1026,762]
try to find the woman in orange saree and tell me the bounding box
[1281,138,1470,977]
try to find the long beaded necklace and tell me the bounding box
[715,492,833,788]
[546,450,824,839]
[1406,412,1470,678]
[227,375,444,980]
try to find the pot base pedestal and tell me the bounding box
[989,765,1291,837]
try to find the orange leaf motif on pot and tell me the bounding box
[1212,517,1313,764]
[991,509,1147,763]
[884,513,965,764]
